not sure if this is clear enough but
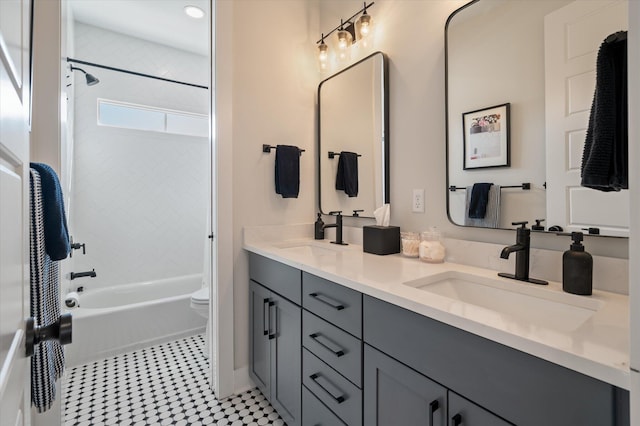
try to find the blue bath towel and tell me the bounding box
[29,163,70,260]
[275,145,300,198]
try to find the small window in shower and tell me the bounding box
[97,99,208,137]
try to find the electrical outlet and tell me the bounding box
[412,189,425,213]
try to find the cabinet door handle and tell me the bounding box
[268,301,276,340]
[428,400,439,426]
[309,373,346,404]
[451,413,462,426]
[309,333,345,357]
[262,298,270,336]
[309,292,345,311]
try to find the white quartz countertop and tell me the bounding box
[243,231,630,390]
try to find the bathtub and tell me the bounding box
[65,274,206,367]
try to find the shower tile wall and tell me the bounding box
[69,22,210,290]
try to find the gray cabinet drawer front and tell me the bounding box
[449,391,513,426]
[303,310,362,387]
[302,386,346,426]
[249,253,301,304]
[302,272,362,337]
[363,295,625,426]
[303,349,362,426]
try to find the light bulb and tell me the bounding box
[359,13,372,37]
[318,43,328,62]
[360,12,371,37]
[337,30,350,50]
[184,5,205,19]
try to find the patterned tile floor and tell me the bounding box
[63,335,284,425]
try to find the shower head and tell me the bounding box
[70,65,100,86]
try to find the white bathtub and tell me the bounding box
[65,274,206,367]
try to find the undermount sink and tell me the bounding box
[403,271,603,332]
[273,240,349,256]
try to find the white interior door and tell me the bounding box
[0,0,32,425]
[544,0,628,236]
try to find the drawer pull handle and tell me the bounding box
[429,400,439,426]
[451,413,462,426]
[309,292,345,311]
[309,373,346,404]
[268,301,276,340]
[262,298,270,336]
[309,333,345,357]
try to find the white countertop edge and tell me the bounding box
[243,241,631,390]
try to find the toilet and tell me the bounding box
[190,286,210,357]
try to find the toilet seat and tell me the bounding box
[191,287,209,304]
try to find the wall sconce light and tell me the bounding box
[316,2,375,71]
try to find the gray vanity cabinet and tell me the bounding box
[448,392,512,426]
[364,295,629,426]
[248,254,302,426]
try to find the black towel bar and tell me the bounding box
[328,151,362,159]
[449,183,531,192]
[262,144,305,154]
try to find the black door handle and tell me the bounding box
[309,333,345,357]
[262,298,270,336]
[451,413,462,426]
[309,292,345,310]
[309,373,346,404]
[25,313,72,357]
[268,301,276,340]
[429,400,439,426]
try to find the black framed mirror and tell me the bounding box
[445,0,629,237]
[318,51,389,218]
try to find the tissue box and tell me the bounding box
[363,225,400,255]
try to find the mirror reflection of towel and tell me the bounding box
[468,183,493,218]
[335,151,358,197]
[464,184,500,228]
[275,145,300,198]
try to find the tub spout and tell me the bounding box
[70,269,96,280]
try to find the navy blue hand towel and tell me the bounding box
[335,151,358,197]
[29,163,70,260]
[581,32,627,192]
[468,183,493,219]
[275,145,300,198]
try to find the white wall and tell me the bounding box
[70,23,209,289]
[222,0,630,375]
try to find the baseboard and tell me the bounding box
[233,366,255,395]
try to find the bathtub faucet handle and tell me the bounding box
[70,236,86,257]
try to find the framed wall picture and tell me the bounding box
[463,103,510,169]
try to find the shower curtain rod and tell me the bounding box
[66,58,209,90]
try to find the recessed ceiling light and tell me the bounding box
[184,5,205,19]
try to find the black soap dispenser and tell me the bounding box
[314,213,325,240]
[562,232,593,295]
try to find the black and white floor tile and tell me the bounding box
[63,335,285,425]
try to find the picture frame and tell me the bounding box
[463,103,510,170]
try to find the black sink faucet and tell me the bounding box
[323,211,348,245]
[498,222,548,285]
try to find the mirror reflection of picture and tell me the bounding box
[463,103,510,170]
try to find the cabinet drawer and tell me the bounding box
[303,310,362,387]
[303,386,346,426]
[303,349,362,426]
[249,253,301,304]
[302,272,362,337]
